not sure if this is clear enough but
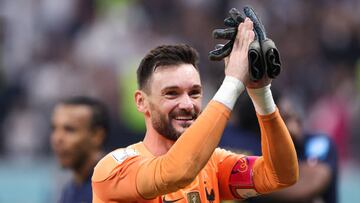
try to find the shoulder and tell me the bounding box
[92,145,142,182]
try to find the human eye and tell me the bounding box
[189,89,202,99]
[64,125,77,134]
[164,90,179,99]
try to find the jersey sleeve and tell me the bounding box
[252,109,298,194]
[216,108,299,200]
[92,100,232,201]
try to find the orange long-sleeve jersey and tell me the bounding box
[92,101,298,202]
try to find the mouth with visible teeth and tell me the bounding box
[175,116,194,120]
[171,113,197,127]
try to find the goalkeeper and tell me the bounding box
[92,7,298,203]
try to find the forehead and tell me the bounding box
[52,104,92,125]
[149,64,201,91]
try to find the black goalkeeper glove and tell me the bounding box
[209,8,244,61]
[244,6,281,80]
[209,6,282,81]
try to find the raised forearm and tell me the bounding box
[253,109,299,193]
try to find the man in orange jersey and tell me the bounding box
[92,18,298,202]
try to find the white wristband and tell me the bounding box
[213,76,245,110]
[247,84,276,115]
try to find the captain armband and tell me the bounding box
[229,156,260,199]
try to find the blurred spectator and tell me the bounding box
[306,67,354,163]
[51,96,109,203]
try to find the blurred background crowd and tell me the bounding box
[0,0,359,202]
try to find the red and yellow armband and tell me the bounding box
[229,156,259,199]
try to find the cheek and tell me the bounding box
[75,134,93,147]
[67,136,93,163]
[65,133,90,151]
[193,100,202,113]
[156,99,177,115]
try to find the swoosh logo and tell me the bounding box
[162,196,183,203]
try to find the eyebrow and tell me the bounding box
[161,84,202,93]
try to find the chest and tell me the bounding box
[142,165,220,203]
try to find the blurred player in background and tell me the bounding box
[51,96,109,203]
[92,18,298,202]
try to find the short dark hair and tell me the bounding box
[136,44,200,92]
[59,96,109,134]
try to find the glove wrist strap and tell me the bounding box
[213,76,245,110]
[247,85,276,115]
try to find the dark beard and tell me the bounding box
[149,103,198,141]
[152,113,180,141]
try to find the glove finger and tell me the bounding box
[262,39,281,78]
[266,49,281,78]
[209,49,229,61]
[229,8,245,24]
[243,6,267,41]
[224,17,239,27]
[215,44,224,50]
[248,40,265,81]
[209,40,233,61]
[212,28,237,40]
[209,46,232,61]
[209,48,224,61]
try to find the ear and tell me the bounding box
[134,90,148,114]
[91,128,106,149]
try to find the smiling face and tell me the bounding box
[141,64,202,141]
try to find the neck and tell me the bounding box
[73,151,103,184]
[143,128,175,157]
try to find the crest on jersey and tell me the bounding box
[186,191,201,203]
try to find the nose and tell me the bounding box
[178,94,194,111]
